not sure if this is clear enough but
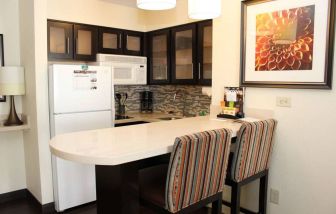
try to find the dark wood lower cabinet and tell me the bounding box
[95,163,140,214]
[95,154,170,214]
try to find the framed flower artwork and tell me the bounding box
[0,34,5,102]
[240,0,335,89]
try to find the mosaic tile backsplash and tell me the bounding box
[115,85,211,116]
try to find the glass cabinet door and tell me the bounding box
[123,31,143,56]
[171,24,197,84]
[48,21,73,60]
[198,21,213,85]
[98,28,123,54]
[74,24,98,61]
[149,30,170,84]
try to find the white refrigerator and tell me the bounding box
[48,64,114,212]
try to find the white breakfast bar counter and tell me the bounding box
[49,116,242,213]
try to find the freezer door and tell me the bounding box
[50,64,112,114]
[53,111,112,135]
[52,111,112,211]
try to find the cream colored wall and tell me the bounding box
[212,0,336,214]
[19,0,43,202]
[47,0,192,32]
[0,0,27,195]
[144,0,194,31]
[34,0,54,204]
[19,0,53,204]
[47,0,147,31]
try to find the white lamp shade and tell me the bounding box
[137,0,176,10]
[188,0,221,19]
[0,66,25,96]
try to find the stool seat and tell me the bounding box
[223,119,277,214]
[138,129,232,214]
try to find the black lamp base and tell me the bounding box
[4,96,23,126]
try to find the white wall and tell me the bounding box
[212,0,336,213]
[0,0,26,195]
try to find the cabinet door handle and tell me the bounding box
[67,37,70,54]
[126,35,129,50]
[119,34,122,49]
[75,37,78,54]
[198,63,201,79]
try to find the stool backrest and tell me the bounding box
[165,129,232,213]
[231,119,277,182]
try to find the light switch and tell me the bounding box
[276,97,291,107]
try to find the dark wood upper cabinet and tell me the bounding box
[171,24,197,85]
[98,28,144,56]
[48,21,74,60]
[98,27,123,55]
[123,30,144,56]
[48,20,98,61]
[148,29,171,84]
[47,20,212,86]
[147,20,212,86]
[197,20,213,86]
[74,24,98,61]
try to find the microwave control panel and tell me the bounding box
[135,64,147,84]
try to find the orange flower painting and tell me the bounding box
[255,5,315,71]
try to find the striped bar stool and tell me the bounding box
[223,119,277,214]
[139,129,232,214]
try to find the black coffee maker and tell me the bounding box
[140,91,153,113]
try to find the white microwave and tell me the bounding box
[96,54,147,85]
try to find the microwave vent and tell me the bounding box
[97,54,147,64]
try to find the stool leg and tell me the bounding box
[259,171,269,214]
[212,194,222,214]
[231,183,241,214]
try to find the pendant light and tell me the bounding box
[137,0,176,10]
[188,0,221,19]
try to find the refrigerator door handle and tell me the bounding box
[54,109,112,115]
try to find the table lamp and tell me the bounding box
[0,66,25,126]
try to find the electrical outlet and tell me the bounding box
[270,188,280,204]
[276,96,291,107]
